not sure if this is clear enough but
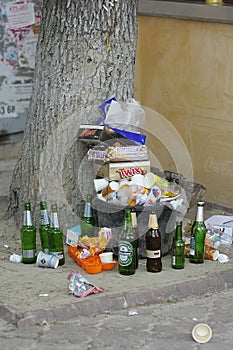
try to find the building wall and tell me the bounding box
[135,16,233,208]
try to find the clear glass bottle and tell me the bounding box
[189,201,206,264]
[49,203,65,266]
[171,221,185,269]
[20,202,37,264]
[39,201,50,254]
[146,212,162,273]
[80,194,96,237]
[118,209,137,275]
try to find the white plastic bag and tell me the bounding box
[105,99,145,132]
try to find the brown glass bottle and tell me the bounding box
[146,212,162,273]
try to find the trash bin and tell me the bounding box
[93,198,177,258]
[92,169,206,258]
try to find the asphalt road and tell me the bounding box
[1,288,233,350]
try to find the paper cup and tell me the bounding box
[131,174,145,187]
[36,251,59,269]
[192,324,212,344]
[144,172,155,188]
[145,186,161,205]
[94,178,109,192]
[102,181,119,197]
[99,252,113,263]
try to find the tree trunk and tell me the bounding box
[8,0,138,232]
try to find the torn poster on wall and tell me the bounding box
[0,0,42,121]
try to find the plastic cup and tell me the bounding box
[36,251,59,269]
[144,172,155,188]
[131,174,145,187]
[102,181,119,197]
[192,323,212,344]
[94,178,109,192]
[99,252,113,263]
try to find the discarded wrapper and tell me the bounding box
[10,253,22,263]
[213,250,230,263]
[67,270,104,298]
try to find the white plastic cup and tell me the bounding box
[36,251,59,269]
[102,181,119,197]
[94,178,109,192]
[131,174,145,187]
[99,252,113,263]
[144,172,155,188]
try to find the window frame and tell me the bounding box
[138,0,233,24]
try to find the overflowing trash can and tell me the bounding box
[93,169,206,258]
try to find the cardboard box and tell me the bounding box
[94,160,151,180]
[78,124,146,146]
[66,225,81,246]
[88,144,148,162]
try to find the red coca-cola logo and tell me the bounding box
[118,167,142,178]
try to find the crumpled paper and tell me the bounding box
[67,270,104,298]
[213,250,230,264]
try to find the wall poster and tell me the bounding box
[0,0,42,134]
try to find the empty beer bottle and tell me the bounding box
[39,201,50,254]
[80,194,96,237]
[146,212,162,273]
[20,202,37,264]
[118,209,137,275]
[189,201,206,264]
[49,203,65,266]
[131,209,139,269]
[171,221,185,269]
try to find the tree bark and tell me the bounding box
[8,0,138,232]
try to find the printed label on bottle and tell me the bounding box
[190,237,196,256]
[40,210,49,225]
[146,249,161,259]
[22,249,36,258]
[50,213,59,228]
[119,241,133,266]
[172,256,176,265]
[24,211,33,226]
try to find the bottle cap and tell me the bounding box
[192,323,212,343]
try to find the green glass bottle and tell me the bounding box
[171,221,185,269]
[189,201,206,264]
[39,201,50,254]
[80,194,96,237]
[146,212,162,273]
[131,209,139,269]
[20,202,37,264]
[49,203,65,266]
[118,209,137,275]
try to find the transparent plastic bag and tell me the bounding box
[105,99,145,132]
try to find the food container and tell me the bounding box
[94,160,151,181]
[67,246,115,273]
[99,252,113,263]
[88,144,148,162]
[78,124,144,146]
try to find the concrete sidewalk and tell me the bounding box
[1,142,233,329]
